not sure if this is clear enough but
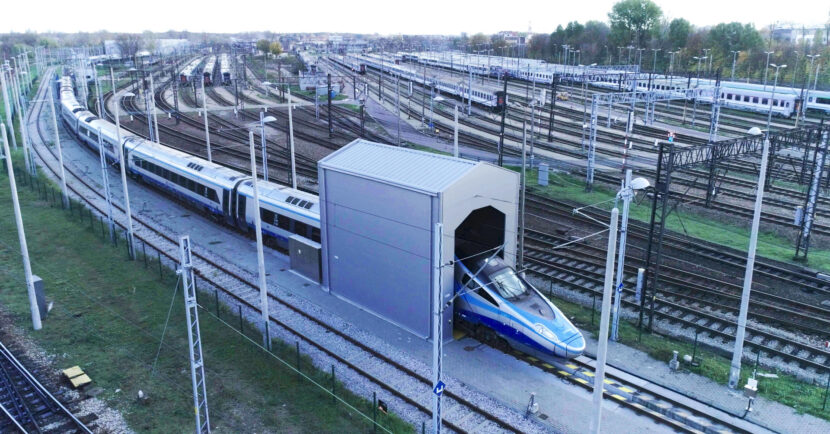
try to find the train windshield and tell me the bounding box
[489,267,528,300]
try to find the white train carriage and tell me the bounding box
[76,118,126,164]
[235,181,321,249]
[805,90,830,115]
[202,56,217,86]
[126,138,247,219]
[717,83,797,117]
[220,53,232,85]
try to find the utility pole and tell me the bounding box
[248,131,271,349]
[287,87,297,190]
[728,139,770,390]
[548,76,557,142]
[497,78,507,166]
[9,72,35,175]
[1,67,18,149]
[201,76,212,162]
[259,111,269,182]
[453,105,459,158]
[327,73,333,138]
[730,51,741,81]
[519,123,527,270]
[590,207,619,434]
[97,128,115,244]
[431,222,444,434]
[2,123,41,330]
[178,235,211,433]
[795,129,829,260]
[396,75,401,146]
[48,91,69,208]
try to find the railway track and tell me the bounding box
[334,59,830,239]
[32,67,528,434]
[0,341,93,433]
[520,195,830,376]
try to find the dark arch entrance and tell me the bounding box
[454,206,506,265]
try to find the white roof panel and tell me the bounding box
[319,139,477,194]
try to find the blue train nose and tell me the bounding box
[563,334,586,358]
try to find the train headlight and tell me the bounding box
[534,323,558,342]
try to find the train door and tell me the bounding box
[236,194,247,230]
[222,189,231,224]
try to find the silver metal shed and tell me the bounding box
[318,139,519,341]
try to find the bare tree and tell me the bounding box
[115,33,143,59]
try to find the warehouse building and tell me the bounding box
[318,140,519,341]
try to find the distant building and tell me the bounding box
[772,24,829,45]
[496,31,527,46]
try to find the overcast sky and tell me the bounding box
[5,0,828,35]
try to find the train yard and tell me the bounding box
[2,37,830,434]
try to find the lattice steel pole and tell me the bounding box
[178,236,211,433]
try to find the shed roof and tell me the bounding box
[319,139,478,194]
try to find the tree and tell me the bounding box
[491,35,508,52]
[667,18,691,49]
[256,39,270,54]
[115,33,143,59]
[708,22,762,56]
[469,33,490,49]
[608,0,663,47]
[269,41,283,56]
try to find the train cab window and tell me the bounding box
[476,287,498,306]
[207,189,218,203]
[311,227,321,243]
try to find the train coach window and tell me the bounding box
[753,97,759,103]
[744,96,750,102]
[762,98,768,105]
[277,215,291,231]
[311,228,321,243]
[260,208,276,225]
[295,221,309,238]
[817,97,830,105]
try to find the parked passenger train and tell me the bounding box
[179,58,202,85]
[57,73,579,358]
[332,55,506,112]
[202,56,217,86]
[405,52,830,116]
[57,74,320,249]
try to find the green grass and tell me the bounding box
[410,144,452,156]
[0,153,413,433]
[544,293,830,420]
[515,168,830,273]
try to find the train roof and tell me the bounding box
[125,137,249,188]
[203,56,216,74]
[180,58,202,76]
[237,180,320,220]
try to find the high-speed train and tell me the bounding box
[56,75,320,249]
[454,247,585,359]
[57,72,579,357]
